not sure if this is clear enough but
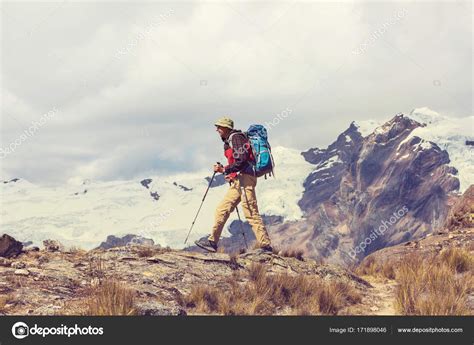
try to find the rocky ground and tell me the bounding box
[359,227,473,266]
[1,230,471,315]
[0,237,403,316]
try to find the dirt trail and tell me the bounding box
[347,276,398,315]
[367,277,398,315]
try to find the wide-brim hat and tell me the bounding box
[214,117,234,129]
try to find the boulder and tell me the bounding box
[0,234,23,258]
[140,178,153,189]
[97,234,155,250]
[135,301,186,316]
[14,269,29,276]
[11,261,26,269]
[0,257,12,267]
[43,239,64,252]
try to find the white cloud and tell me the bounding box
[1,1,471,184]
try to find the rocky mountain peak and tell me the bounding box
[368,113,422,145]
[271,113,463,265]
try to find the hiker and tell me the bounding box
[195,117,273,253]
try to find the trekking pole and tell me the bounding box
[235,204,248,249]
[184,162,221,244]
[228,178,248,250]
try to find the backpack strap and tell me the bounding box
[227,131,255,176]
[227,131,247,149]
[227,132,237,149]
[269,149,276,179]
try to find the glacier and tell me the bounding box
[0,146,313,250]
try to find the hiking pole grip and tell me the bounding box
[199,162,222,202]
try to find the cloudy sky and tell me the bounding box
[1,0,471,185]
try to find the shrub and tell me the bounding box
[84,279,136,315]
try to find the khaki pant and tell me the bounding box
[209,173,271,247]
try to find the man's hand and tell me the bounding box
[213,163,224,173]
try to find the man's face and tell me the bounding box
[216,126,230,138]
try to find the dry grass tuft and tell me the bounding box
[277,248,305,261]
[439,247,473,273]
[357,247,473,315]
[88,255,106,279]
[27,251,42,260]
[183,286,221,313]
[5,275,27,289]
[84,279,136,316]
[356,256,396,279]
[395,250,473,315]
[248,262,267,283]
[136,246,172,258]
[67,246,86,255]
[228,253,240,270]
[183,264,361,315]
[0,294,13,312]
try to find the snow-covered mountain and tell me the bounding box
[356,107,473,192]
[269,109,472,265]
[0,147,313,249]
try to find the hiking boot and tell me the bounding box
[253,245,273,255]
[260,245,273,253]
[194,238,217,252]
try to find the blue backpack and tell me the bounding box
[245,124,275,178]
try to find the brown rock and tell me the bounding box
[0,234,23,258]
[135,301,186,316]
[14,269,30,276]
[0,257,12,267]
[11,261,26,269]
[445,185,474,230]
[43,239,63,252]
